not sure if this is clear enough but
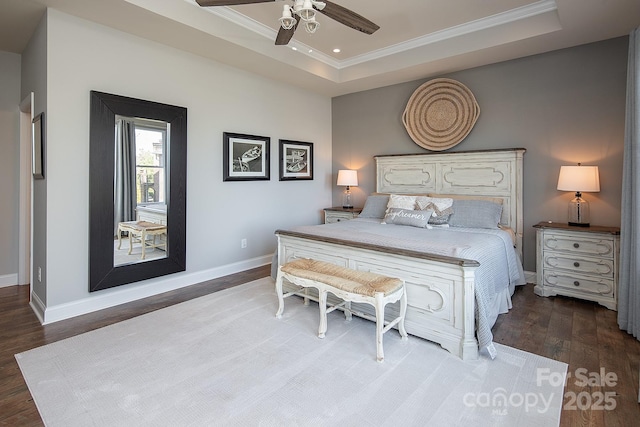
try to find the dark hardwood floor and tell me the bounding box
[493,283,640,426]
[1,267,639,426]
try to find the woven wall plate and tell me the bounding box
[402,78,480,151]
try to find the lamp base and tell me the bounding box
[342,187,353,209]
[567,194,590,228]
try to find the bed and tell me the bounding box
[275,148,526,360]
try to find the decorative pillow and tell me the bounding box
[358,195,390,218]
[382,208,433,229]
[415,196,454,225]
[448,199,503,229]
[386,194,417,212]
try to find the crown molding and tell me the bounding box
[340,0,558,69]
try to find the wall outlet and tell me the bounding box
[38,267,42,282]
[241,238,247,249]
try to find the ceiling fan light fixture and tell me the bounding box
[298,0,316,21]
[279,5,297,30]
[195,0,378,46]
[304,16,319,34]
[311,1,326,11]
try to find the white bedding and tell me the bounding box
[287,218,526,355]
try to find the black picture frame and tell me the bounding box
[223,132,270,181]
[32,112,44,179]
[279,140,313,181]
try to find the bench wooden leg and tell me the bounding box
[117,226,123,250]
[399,287,408,339]
[344,301,352,321]
[141,230,147,260]
[275,269,285,319]
[302,287,310,306]
[127,233,134,255]
[375,293,385,362]
[318,289,328,339]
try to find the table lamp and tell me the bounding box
[557,163,600,227]
[337,169,358,209]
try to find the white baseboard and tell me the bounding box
[30,291,46,324]
[40,254,272,325]
[0,273,18,288]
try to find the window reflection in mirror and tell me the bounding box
[114,116,168,266]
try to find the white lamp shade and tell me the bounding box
[337,170,358,186]
[557,165,600,192]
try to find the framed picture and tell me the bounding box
[279,140,313,181]
[223,132,270,181]
[32,112,44,179]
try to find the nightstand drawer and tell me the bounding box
[542,232,615,258]
[325,212,354,223]
[323,207,361,224]
[543,252,614,278]
[542,271,614,297]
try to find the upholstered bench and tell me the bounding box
[275,258,408,362]
[117,221,167,260]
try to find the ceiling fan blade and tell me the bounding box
[195,0,273,7]
[275,20,299,45]
[318,0,379,35]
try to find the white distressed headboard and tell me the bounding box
[375,148,526,258]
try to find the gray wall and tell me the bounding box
[0,51,21,285]
[332,37,628,272]
[24,9,332,319]
[21,12,48,303]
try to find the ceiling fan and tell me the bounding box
[195,0,380,46]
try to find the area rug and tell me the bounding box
[16,277,567,426]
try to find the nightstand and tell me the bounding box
[323,207,362,224]
[533,222,620,310]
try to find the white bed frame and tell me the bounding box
[276,148,525,360]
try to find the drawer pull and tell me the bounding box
[336,219,342,222]
[573,281,580,287]
[573,243,580,248]
[573,262,580,267]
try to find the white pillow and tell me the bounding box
[415,196,453,212]
[386,194,417,212]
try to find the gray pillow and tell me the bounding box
[359,195,390,218]
[382,208,433,228]
[448,199,502,229]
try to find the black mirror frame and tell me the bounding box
[89,91,187,292]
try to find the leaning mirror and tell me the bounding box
[89,91,187,292]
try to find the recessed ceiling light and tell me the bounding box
[308,49,313,53]
[291,47,298,51]
[333,48,341,53]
